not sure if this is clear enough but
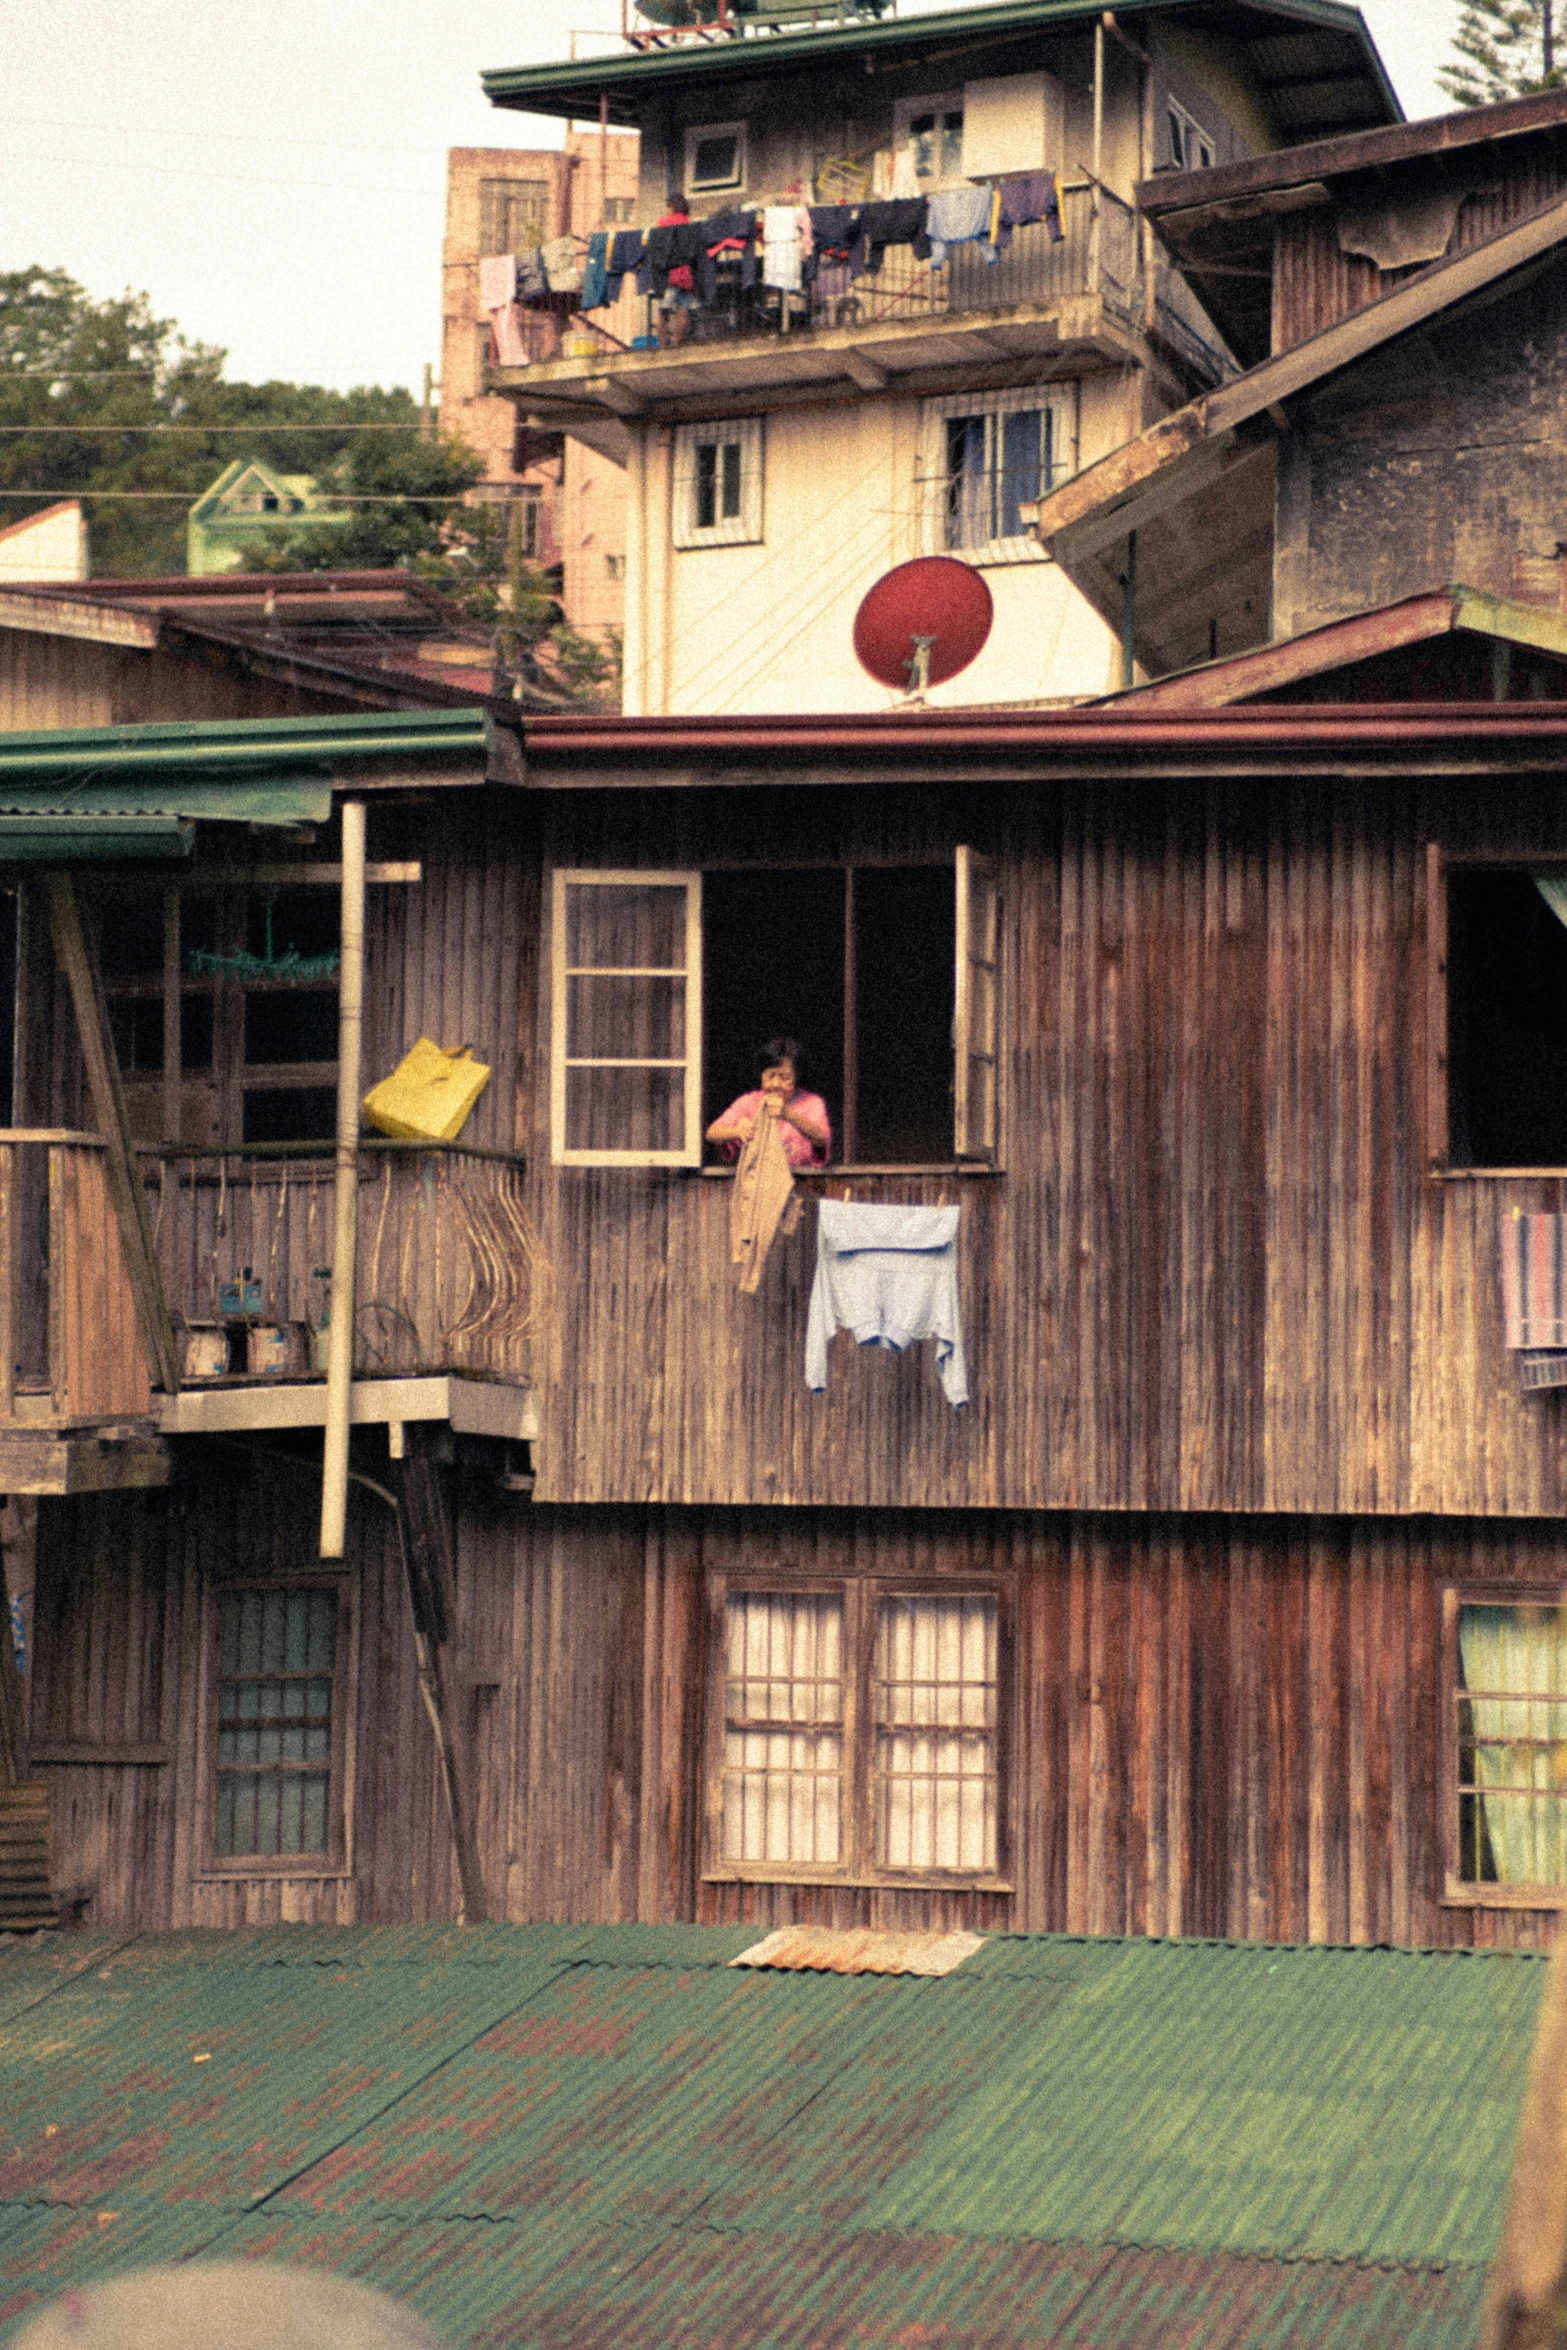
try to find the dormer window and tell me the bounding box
[685,122,746,195]
[1167,97,1214,171]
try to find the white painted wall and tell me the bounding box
[625,377,1128,715]
[0,502,87,584]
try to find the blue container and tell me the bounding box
[218,1273,264,1318]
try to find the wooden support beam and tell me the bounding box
[841,348,888,391]
[397,1428,488,1924]
[43,875,179,1394]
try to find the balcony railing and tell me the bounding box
[540,181,1146,361]
[0,1134,152,1427]
[142,1141,551,1389]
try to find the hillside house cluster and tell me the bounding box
[8,0,1567,1998]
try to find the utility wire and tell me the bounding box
[0,488,496,502]
[0,148,438,197]
[0,423,449,435]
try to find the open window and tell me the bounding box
[550,854,1000,1169]
[922,387,1076,563]
[1443,1585,1567,1905]
[98,880,340,1147]
[1166,97,1214,171]
[1441,861,1567,1167]
[892,92,966,191]
[684,120,747,196]
[704,1573,1012,1890]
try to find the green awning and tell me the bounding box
[0,770,333,861]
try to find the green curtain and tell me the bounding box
[1458,1604,1567,1886]
[1534,874,1567,933]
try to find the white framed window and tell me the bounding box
[672,418,763,550]
[684,120,747,195]
[550,868,704,1167]
[892,92,966,191]
[1167,97,1215,171]
[920,386,1077,564]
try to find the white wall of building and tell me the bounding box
[0,503,87,585]
[624,377,1128,715]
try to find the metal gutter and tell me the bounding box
[482,0,1399,124]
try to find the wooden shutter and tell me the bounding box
[1425,840,1448,1171]
[953,846,1000,1162]
[550,869,703,1167]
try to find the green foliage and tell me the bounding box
[1438,0,1564,105]
[0,266,439,576]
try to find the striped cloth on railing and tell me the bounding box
[1500,1210,1567,1388]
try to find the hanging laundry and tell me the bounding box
[1001,169,1063,244]
[490,306,529,368]
[762,205,804,292]
[1500,1210,1567,1387]
[730,1103,803,1294]
[918,185,991,266]
[478,254,517,311]
[642,215,705,296]
[607,227,645,296]
[581,232,610,311]
[804,205,856,281]
[983,184,1005,262]
[848,198,929,279]
[540,235,584,295]
[517,249,549,303]
[805,1202,968,1407]
[478,255,527,366]
[698,207,759,303]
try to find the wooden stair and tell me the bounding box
[0,1783,57,1930]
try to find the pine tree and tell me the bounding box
[1438,0,1563,106]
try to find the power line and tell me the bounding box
[11,113,447,159]
[1,148,439,198]
[0,423,446,435]
[0,489,498,502]
[1,370,159,381]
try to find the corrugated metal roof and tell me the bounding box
[0,1926,1540,2347]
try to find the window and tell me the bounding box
[551,852,1000,1169]
[893,93,965,190]
[603,196,636,224]
[922,388,1077,562]
[1442,864,1567,1167]
[479,177,549,255]
[1444,1588,1567,1902]
[550,869,703,1166]
[605,551,625,580]
[100,880,339,1147]
[204,1580,353,1875]
[672,419,763,550]
[1166,98,1214,171]
[706,1577,1010,1888]
[684,121,746,195]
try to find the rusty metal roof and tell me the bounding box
[0,1925,1541,2346]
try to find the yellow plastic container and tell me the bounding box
[363,1039,491,1143]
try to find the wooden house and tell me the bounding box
[5,677,1567,1952]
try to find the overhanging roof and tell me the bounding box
[483,0,1400,138]
[1099,585,1567,705]
[0,709,488,780]
[0,1922,1537,2344]
[1138,84,1567,362]
[1033,189,1567,647]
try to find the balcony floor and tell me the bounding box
[495,296,1145,431]
[156,1371,539,1445]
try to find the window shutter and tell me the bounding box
[953,845,1000,1162]
[550,869,704,1166]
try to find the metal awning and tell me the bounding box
[0,770,335,860]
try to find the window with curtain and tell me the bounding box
[923,387,1076,563]
[709,1577,1008,1885]
[208,1583,348,1868]
[1451,1594,1567,1894]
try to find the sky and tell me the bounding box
[3,0,1460,397]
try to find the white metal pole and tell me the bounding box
[320,799,366,1559]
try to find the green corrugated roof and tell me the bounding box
[482,0,1402,131]
[0,1926,1538,2347]
[0,710,488,780]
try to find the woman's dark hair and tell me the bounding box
[757,1036,804,1082]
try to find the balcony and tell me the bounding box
[143,1140,546,1448]
[494,184,1182,432]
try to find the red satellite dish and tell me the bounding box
[853,557,994,693]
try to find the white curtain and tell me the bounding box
[874,1595,997,1873]
[722,1593,842,1865]
[1458,1603,1567,1886]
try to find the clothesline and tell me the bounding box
[476,171,1063,351]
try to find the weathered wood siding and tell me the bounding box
[507,776,1567,1519]
[28,1475,1563,1949]
[0,626,365,733]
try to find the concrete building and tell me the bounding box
[441,135,639,652]
[479,0,1397,715]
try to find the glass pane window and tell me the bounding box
[1457,1602,1567,1886]
[722,1592,843,1865]
[553,871,701,1164]
[943,407,1054,550]
[910,108,964,183]
[874,1595,998,1872]
[214,1587,339,1860]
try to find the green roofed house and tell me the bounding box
[0,1922,1542,2345]
[187,458,353,578]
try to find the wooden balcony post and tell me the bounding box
[398,1427,488,1924]
[43,876,178,1395]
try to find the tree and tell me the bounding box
[1438,0,1563,106]
[0,267,445,577]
